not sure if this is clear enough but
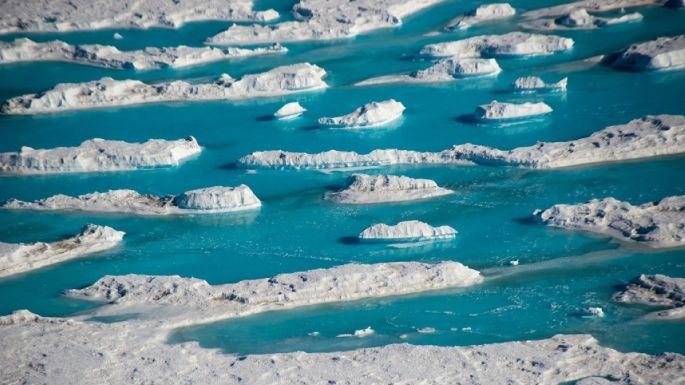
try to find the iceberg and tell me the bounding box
[0,137,201,175]
[445,3,516,30]
[522,0,662,19]
[274,102,306,119]
[0,38,287,70]
[521,8,643,30]
[0,0,278,34]
[359,220,457,242]
[325,174,453,204]
[1,63,327,115]
[420,32,574,58]
[318,100,406,129]
[476,101,553,120]
[0,225,124,278]
[605,34,685,71]
[535,195,685,248]
[355,58,501,86]
[512,76,568,92]
[2,186,262,215]
[613,274,685,319]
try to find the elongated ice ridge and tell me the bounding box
[605,34,685,71]
[420,32,574,58]
[445,3,516,30]
[521,8,643,30]
[359,220,457,242]
[613,274,685,319]
[325,174,453,204]
[476,101,553,120]
[0,39,287,70]
[535,195,685,248]
[239,115,685,169]
[0,0,278,34]
[512,76,568,92]
[1,63,327,115]
[0,225,124,278]
[522,0,663,19]
[206,0,444,45]
[2,186,262,215]
[274,102,306,119]
[355,58,501,86]
[318,100,405,129]
[0,137,201,175]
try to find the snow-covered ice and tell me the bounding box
[274,102,306,119]
[522,8,643,30]
[0,225,124,278]
[0,137,201,175]
[445,3,516,30]
[605,34,685,71]
[2,186,262,215]
[355,58,501,86]
[359,220,457,242]
[420,32,574,58]
[325,174,453,204]
[338,327,376,338]
[512,76,568,92]
[613,274,685,319]
[535,195,685,248]
[522,0,662,19]
[318,100,405,129]
[476,101,553,120]
[1,63,327,114]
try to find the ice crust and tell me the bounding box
[274,101,306,119]
[318,99,405,129]
[325,174,453,204]
[355,58,501,86]
[420,32,574,58]
[1,63,327,115]
[536,195,685,248]
[613,274,685,319]
[522,8,643,30]
[513,76,568,92]
[0,137,201,175]
[445,3,516,30]
[606,34,685,71]
[359,220,457,241]
[476,100,553,120]
[2,186,262,215]
[0,225,124,278]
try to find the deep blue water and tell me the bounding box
[1,0,684,356]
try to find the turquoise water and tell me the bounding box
[1,0,684,356]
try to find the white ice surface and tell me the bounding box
[613,274,685,319]
[420,32,574,58]
[318,99,406,129]
[476,100,553,120]
[359,220,457,242]
[325,174,453,204]
[445,3,516,30]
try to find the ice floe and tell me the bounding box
[476,101,553,120]
[522,0,663,19]
[512,76,568,92]
[0,225,124,278]
[582,307,605,318]
[0,137,201,175]
[605,34,685,71]
[318,100,405,129]
[521,8,643,30]
[420,32,574,58]
[355,58,501,86]
[359,220,457,242]
[274,102,306,119]
[445,3,516,30]
[0,0,278,34]
[0,38,287,70]
[2,186,262,215]
[535,195,685,248]
[325,174,453,204]
[1,63,327,114]
[613,274,685,319]
[337,327,375,338]
[206,0,443,45]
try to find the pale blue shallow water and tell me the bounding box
[1,0,684,357]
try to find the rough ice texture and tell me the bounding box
[207,0,443,45]
[325,174,453,204]
[274,101,306,119]
[522,0,663,19]
[239,115,685,170]
[0,225,124,278]
[536,195,685,248]
[359,220,457,241]
[318,99,405,129]
[521,8,643,30]
[420,32,574,58]
[1,63,327,115]
[0,137,201,175]
[2,186,262,215]
[476,101,553,120]
[613,274,685,319]
[0,38,287,70]
[445,3,516,30]
[0,0,279,34]
[355,58,501,86]
[605,34,685,71]
[513,76,568,92]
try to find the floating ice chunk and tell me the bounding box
[308,331,320,337]
[510,259,520,266]
[512,76,568,92]
[582,307,605,318]
[325,174,453,204]
[535,195,685,248]
[113,33,123,40]
[522,0,660,19]
[1,63,327,115]
[355,58,501,86]
[613,274,685,320]
[522,8,642,30]
[445,3,516,30]
[0,137,201,175]
[420,32,574,58]
[318,100,405,129]
[476,101,553,120]
[274,102,306,119]
[359,220,457,242]
[605,34,685,71]
[0,225,124,278]
[2,186,262,215]
[417,327,436,334]
[338,327,375,338]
